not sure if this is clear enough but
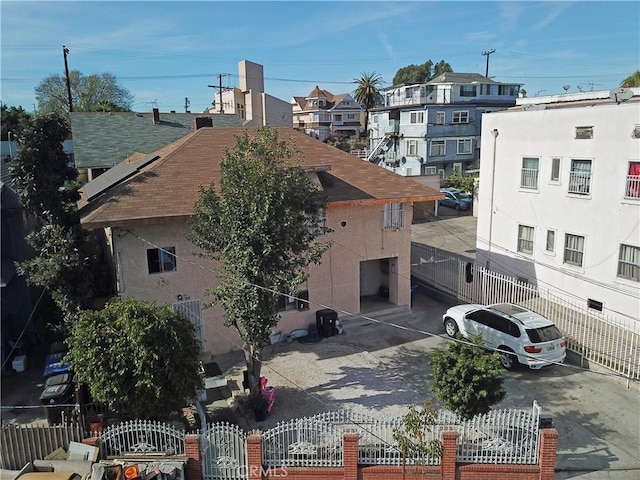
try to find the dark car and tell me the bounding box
[439,188,471,210]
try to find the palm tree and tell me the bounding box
[353,72,384,136]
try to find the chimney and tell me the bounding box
[152,108,160,124]
[194,116,213,130]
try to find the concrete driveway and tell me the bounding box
[250,289,640,479]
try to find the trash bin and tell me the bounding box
[40,376,75,425]
[316,309,338,338]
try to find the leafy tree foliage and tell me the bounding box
[67,297,203,420]
[445,172,477,196]
[9,113,93,329]
[353,72,384,135]
[35,70,133,115]
[1,104,31,141]
[189,126,330,402]
[621,70,640,87]
[392,400,443,473]
[392,60,453,85]
[430,335,505,419]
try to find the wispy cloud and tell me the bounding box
[533,2,574,31]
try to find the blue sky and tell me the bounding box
[2,1,638,113]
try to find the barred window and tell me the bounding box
[617,244,640,282]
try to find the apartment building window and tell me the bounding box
[460,85,477,97]
[410,111,424,124]
[545,230,556,253]
[625,161,640,198]
[147,247,177,274]
[435,111,445,124]
[521,157,540,189]
[568,159,592,195]
[457,138,472,154]
[617,244,640,282]
[550,157,561,182]
[383,203,404,230]
[452,111,469,123]
[564,234,585,267]
[430,140,445,156]
[406,140,418,156]
[425,166,437,175]
[452,163,462,175]
[575,126,594,139]
[481,84,498,95]
[517,225,535,255]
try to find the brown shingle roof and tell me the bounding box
[79,127,441,228]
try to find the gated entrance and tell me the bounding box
[201,423,248,480]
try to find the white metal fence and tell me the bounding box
[99,419,185,457]
[411,243,640,380]
[201,422,247,480]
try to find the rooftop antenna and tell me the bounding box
[562,85,571,94]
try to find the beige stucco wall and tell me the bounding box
[111,201,414,357]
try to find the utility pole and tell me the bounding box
[207,73,227,114]
[184,97,190,113]
[481,49,496,78]
[63,45,73,112]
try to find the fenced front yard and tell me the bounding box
[411,243,640,381]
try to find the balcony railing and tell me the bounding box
[568,171,592,195]
[520,168,539,189]
[625,175,640,199]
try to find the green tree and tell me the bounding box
[392,60,453,85]
[1,104,31,141]
[188,126,330,405]
[35,70,133,115]
[353,72,384,135]
[392,400,443,478]
[445,172,477,197]
[67,297,203,420]
[621,70,640,87]
[430,335,506,419]
[9,113,94,329]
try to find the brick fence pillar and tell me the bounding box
[247,431,263,480]
[538,428,558,480]
[185,434,202,480]
[343,429,359,480]
[440,431,458,480]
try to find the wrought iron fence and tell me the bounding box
[201,422,247,480]
[99,419,185,458]
[411,243,640,380]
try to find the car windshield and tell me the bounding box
[526,325,563,343]
[452,192,465,199]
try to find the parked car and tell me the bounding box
[442,302,566,370]
[439,188,471,210]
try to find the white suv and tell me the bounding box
[442,303,566,370]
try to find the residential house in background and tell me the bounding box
[70,110,241,183]
[292,86,364,141]
[208,60,293,127]
[367,73,521,179]
[78,127,442,359]
[475,87,640,327]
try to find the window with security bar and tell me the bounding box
[563,234,585,267]
[521,157,539,189]
[383,203,404,230]
[617,244,640,282]
[568,159,592,195]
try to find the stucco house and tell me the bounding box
[475,87,640,327]
[368,73,522,179]
[292,86,364,141]
[208,60,293,128]
[78,127,442,359]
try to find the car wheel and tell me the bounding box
[444,318,459,337]
[499,348,518,370]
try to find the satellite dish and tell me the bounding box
[610,88,633,104]
[562,85,571,93]
[577,83,584,92]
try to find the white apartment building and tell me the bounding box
[476,88,640,327]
